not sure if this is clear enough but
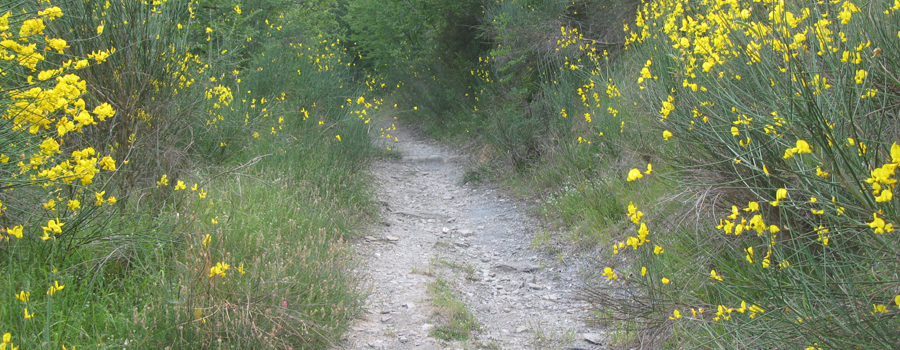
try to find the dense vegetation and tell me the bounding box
[1,0,381,348]
[348,0,900,348]
[3,0,899,348]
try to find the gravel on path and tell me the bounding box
[336,123,608,350]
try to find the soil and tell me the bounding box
[336,123,608,350]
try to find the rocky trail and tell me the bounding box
[337,123,607,350]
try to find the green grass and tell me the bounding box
[427,277,481,341]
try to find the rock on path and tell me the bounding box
[336,123,607,350]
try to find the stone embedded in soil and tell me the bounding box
[385,235,399,242]
[493,263,540,273]
[583,333,604,345]
[458,229,474,236]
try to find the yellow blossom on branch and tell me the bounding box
[209,262,230,278]
[7,225,23,239]
[46,280,65,295]
[627,168,644,181]
[14,291,29,303]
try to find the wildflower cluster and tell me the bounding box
[581,0,900,346]
[1,5,118,242]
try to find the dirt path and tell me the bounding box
[337,123,606,350]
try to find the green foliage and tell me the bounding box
[1,0,379,348]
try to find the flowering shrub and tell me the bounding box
[0,3,123,347]
[569,0,900,347]
[0,0,379,348]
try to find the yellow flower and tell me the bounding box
[38,6,64,20]
[43,199,56,211]
[645,163,653,175]
[872,304,888,314]
[795,140,812,153]
[627,202,644,224]
[602,267,618,281]
[838,1,860,24]
[868,212,894,233]
[855,69,867,84]
[174,180,186,191]
[875,188,893,202]
[97,24,104,34]
[771,188,787,206]
[93,103,116,121]
[95,191,105,206]
[42,219,64,236]
[7,225,23,239]
[641,266,647,276]
[15,291,29,303]
[23,308,33,319]
[661,277,670,284]
[653,245,664,255]
[99,156,116,171]
[728,205,740,220]
[669,309,682,320]
[45,38,68,53]
[19,18,46,37]
[47,280,65,295]
[663,130,673,141]
[710,270,723,281]
[744,201,759,212]
[783,140,812,158]
[891,142,900,163]
[626,168,643,181]
[209,262,230,278]
[237,263,246,275]
[336,135,342,142]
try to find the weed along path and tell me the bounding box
[338,124,605,350]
